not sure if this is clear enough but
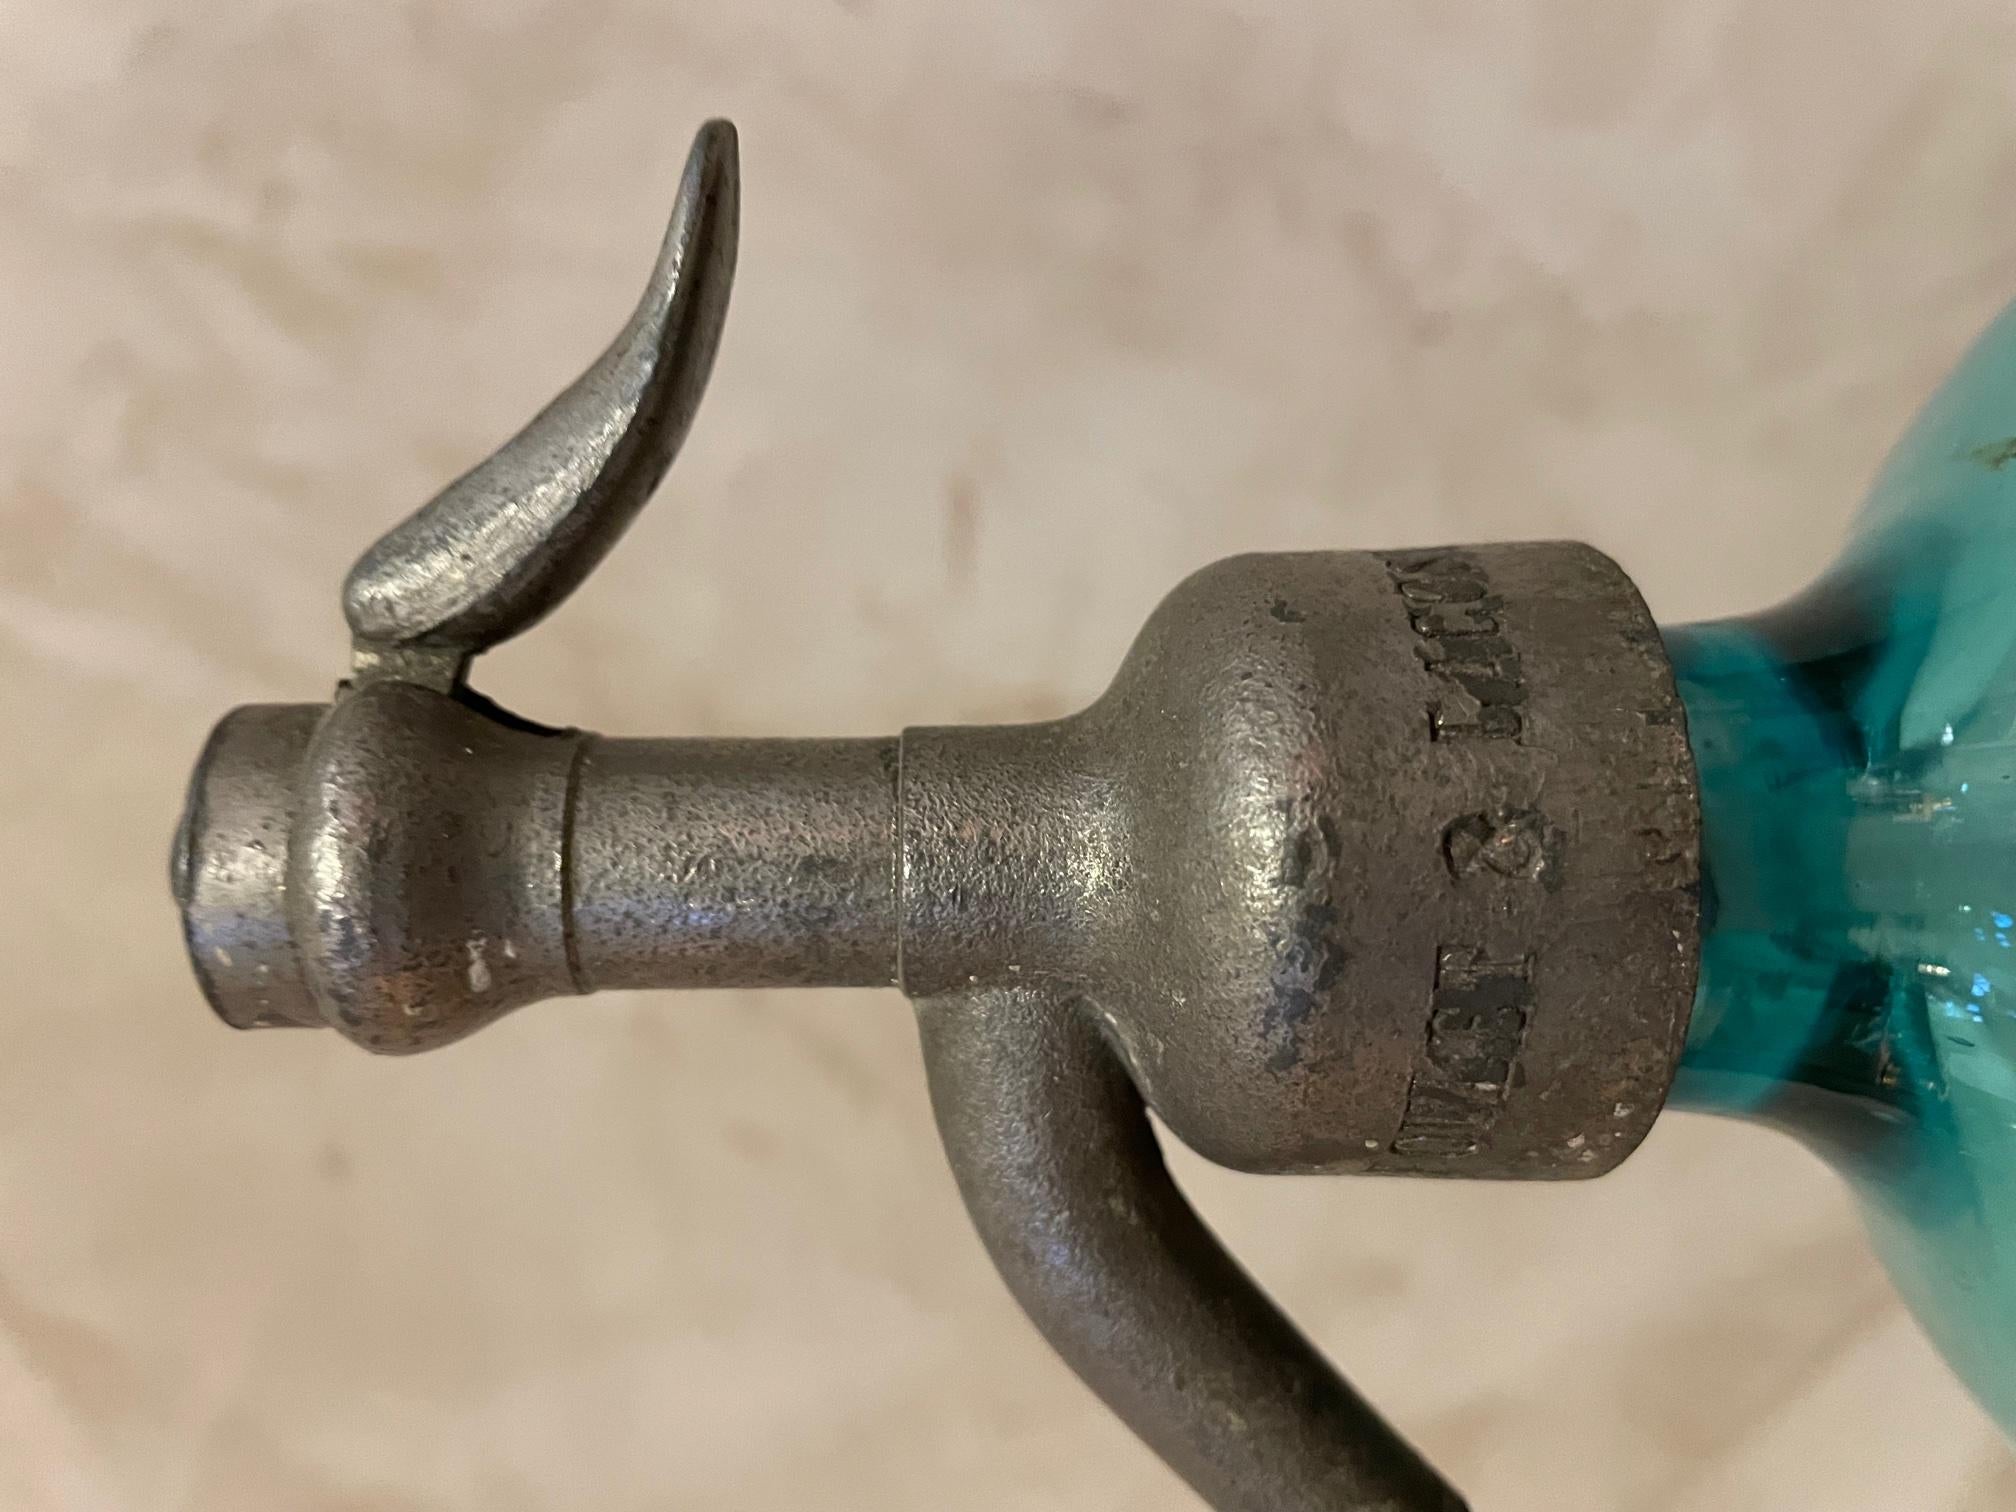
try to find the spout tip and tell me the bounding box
[175,704,328,1031]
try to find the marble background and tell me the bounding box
[5,3,2016,1508]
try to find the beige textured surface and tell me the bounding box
[6,4,2016,1508]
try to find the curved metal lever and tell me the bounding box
[918,985,1469,1512]
[342,119,739,671]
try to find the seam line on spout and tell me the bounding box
[561,732,592,995]
[892,731,906,993]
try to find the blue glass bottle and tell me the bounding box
[1668,299,2016,1435]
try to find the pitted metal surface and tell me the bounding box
[1069,545,1699,1179]
[893,547,1698,1180]
[918,985,1466,1512]
[343,119,739,677]
[289,682,582,1053]
[172,703,324,1031]
[170,119,1703,1512]
[572,736,899,991]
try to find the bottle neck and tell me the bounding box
[1664,606,1939,1165]
[1665,587,2016,1438]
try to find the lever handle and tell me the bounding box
[342,120,739,669]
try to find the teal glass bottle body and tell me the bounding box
[1669,298,2016,1436]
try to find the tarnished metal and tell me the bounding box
[343,119,739,687]
[918,985,1465,1512]
[171,119,1704,1512]
[902,548,1699,1182]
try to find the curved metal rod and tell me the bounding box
[917,985,1468,1512]
[343,119,740,660]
